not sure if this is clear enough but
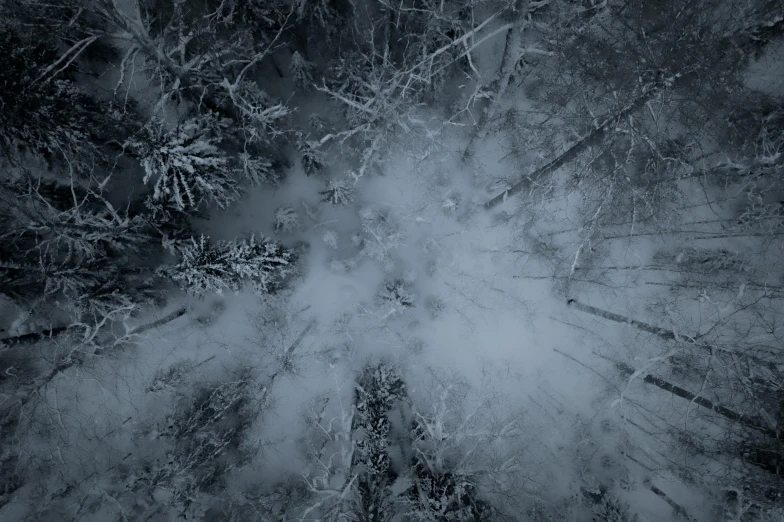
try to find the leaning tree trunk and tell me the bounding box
[566,298,774,368]
[463,0,529,161]
[0,306,189,350]
[484,75,679,209]
[481,8,780,211]
[7,306,190,410]
[569,299,779,438]
[607,355,779,440]
[566,298,678,340]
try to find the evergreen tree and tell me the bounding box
[358,208,403,272]
[290,51,315,90]
[238,152,283,186]
[406,468,492,522]
[129,114,239,212]
[404,413,494,522]
[320,178,356,206]
[274,206,302,233]
[352,364,406,522]
[123,372,259,519]
[160,235,295,297]
[298,138,326,176]
[378,279,416,310]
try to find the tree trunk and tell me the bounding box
[644,280,783,294]
[610,356,779,439]
[567,298,775,369]
[1,306,188,350]
[648,483,694,520]
[7,307,189,410]
[484,76,679,209]
[1,325,72,349]
[566,298,676,340]
[463,0,528,161]
[124,306,188,336]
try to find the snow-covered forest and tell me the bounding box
[0,0,782,520]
